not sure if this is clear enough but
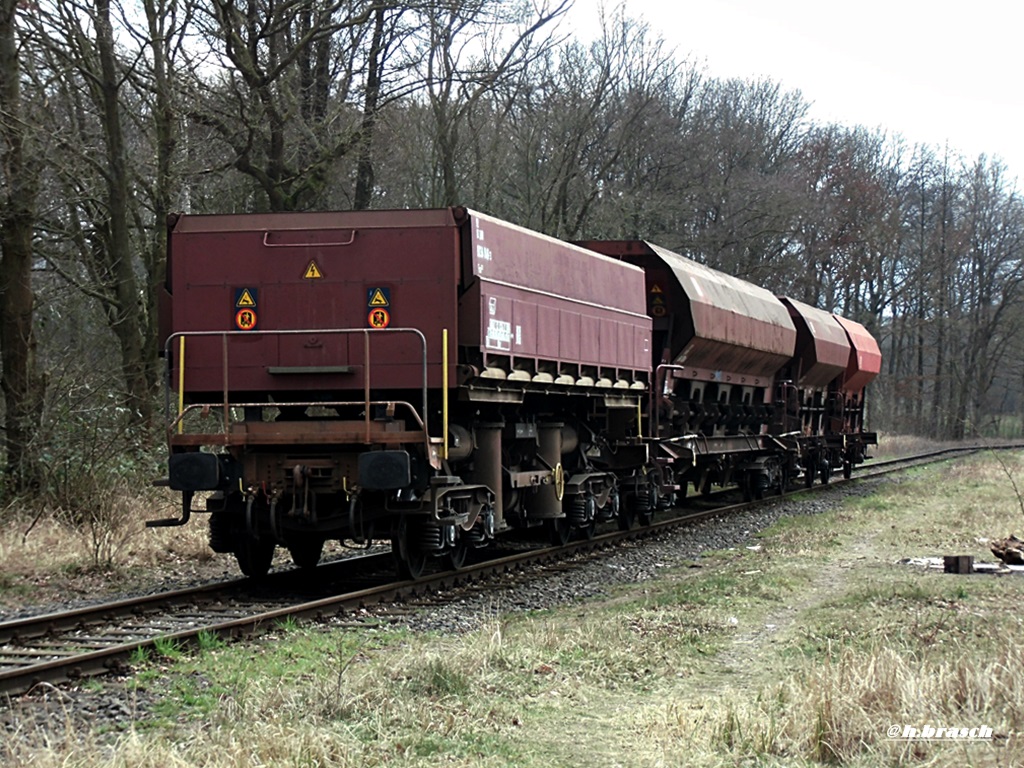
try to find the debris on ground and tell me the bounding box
[990,535,1024,565]
[898,556,1024,575]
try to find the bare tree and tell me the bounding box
[415,0,569,207]
[351,2,408,209]
[130,0,196,372]
[946,158,1024,438]
[29,0,154,426]
[676,77,810,287]
[191,0,385,211]
[501,10,698,240]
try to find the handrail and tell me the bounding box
[164,327,430,441]
[262,230,356,247]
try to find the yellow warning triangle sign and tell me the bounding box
[304,260,324,279]
[236,289,256,307]
[368,288,389,307]
[650,284,663,293]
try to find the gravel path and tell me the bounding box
[376,480,883,635]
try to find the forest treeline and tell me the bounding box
[0,0,1022,500]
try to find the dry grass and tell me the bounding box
[0,489,214,611]
[646,633,1024,766]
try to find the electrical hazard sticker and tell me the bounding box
[367,308,391,329]
[304,260,324,279]
[367,287,390,307]
[235,308,258,330]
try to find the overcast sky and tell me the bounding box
[567,0,1024,179]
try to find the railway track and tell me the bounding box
[0,444,1012,697]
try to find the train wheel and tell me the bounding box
[804,463,816,489]
[634,485,655,526]
[392,517,428,580]
[577,520,597,541]
[287,535,324,570]
[820,462,832,485]
[443,539,468,571]
[777,467,790,496]
[208,510,233,553]
[545,517,571,546]
[843,461,853,480]
[607,488,622,520]
[234,535,275,578]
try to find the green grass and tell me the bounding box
[196,629,227,652]
[151,635,183,660]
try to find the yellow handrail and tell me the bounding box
[442,328,449,460]
[177,336,186,434]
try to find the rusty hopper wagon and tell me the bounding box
[154,208,652,577]
[576,239,801,499]
[831,314,882,470]
[776,298,878,482]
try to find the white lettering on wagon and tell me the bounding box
[475,225,493,275]
[486,318,512,351]
[476,243,493,271]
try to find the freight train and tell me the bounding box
[151,207,880,578]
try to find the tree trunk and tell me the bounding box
[96,0,151,424]
[0,0,44,493]
[141,0,178,395]
[353,5,386,210]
